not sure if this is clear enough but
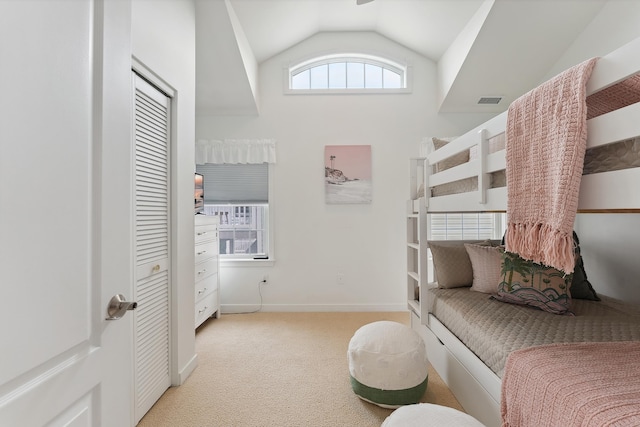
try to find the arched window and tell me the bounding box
[287,53,409,93]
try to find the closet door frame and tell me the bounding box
[132,61,177,423]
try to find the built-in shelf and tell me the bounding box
[407,158,428,321]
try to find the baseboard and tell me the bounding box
[175,353,198,386]
[221,303,408,313]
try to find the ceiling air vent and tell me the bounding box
[478,96,502,105]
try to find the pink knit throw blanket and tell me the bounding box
[505,57,598,273]
[501,342,640,427]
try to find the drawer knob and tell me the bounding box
[198,306,208,314]
[198,269,207,275]
[152,264,160,273]
[197,250,207,256]
[197,231,207,236]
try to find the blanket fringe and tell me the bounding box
[505,223,575,274]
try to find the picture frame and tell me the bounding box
[324,145,372,204]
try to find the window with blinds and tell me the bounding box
[195,163,270,260]
[426,212,505,282]
[428,213,504,240]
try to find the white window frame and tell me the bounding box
[284,53,412,95]
[198,163,275,267]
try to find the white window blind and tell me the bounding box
[428,213,503,240]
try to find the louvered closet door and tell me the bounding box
[133,73,171,424]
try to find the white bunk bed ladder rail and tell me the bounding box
[477,128,489,205]
[423,161,430,209]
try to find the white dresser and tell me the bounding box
[194,214,220,328]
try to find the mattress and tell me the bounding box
[426,286,640,378]
[583,136,640,175]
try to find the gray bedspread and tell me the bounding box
[426,286,640,378]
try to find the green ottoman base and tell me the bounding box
[350,375,428,409]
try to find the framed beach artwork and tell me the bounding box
[324,145,372,204]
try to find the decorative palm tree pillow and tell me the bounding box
[499,231,600,301]
[492,251,574,315]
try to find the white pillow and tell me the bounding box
[464,243,503,294]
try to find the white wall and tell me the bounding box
[132,0,198,383]
[197,32,495,312]
[552,1,640,303]
[545,0,640,79]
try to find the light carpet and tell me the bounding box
[138,311,463,427]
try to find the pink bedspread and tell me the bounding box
[501,342,640,427]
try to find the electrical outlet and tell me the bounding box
[262,274,269,284]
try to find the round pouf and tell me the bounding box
[381,403,486,427]
[348,321,428,408]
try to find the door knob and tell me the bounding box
[106,294,138,320]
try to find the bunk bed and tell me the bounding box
[407,37,640,427]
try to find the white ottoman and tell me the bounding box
[381,403,486,426]
[348,321,428,408]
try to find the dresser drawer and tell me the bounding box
[195,275,217,303]
[195,240,218,264]
[195,257,218,281]
[195,290,218,328]
[195,222,218,244]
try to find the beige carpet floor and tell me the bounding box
[138,311,463,427]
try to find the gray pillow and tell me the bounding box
[570,232,600,301]
[429,240,492,288]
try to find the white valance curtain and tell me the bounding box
[195,139,277,165]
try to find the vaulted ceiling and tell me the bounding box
[195,0,607,116]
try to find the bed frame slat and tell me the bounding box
[587,37,640,95]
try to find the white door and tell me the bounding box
[133,74,171,423]
[0,2,135,426]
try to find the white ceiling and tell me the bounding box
[195,0,607,115]
[229,0,485,63]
